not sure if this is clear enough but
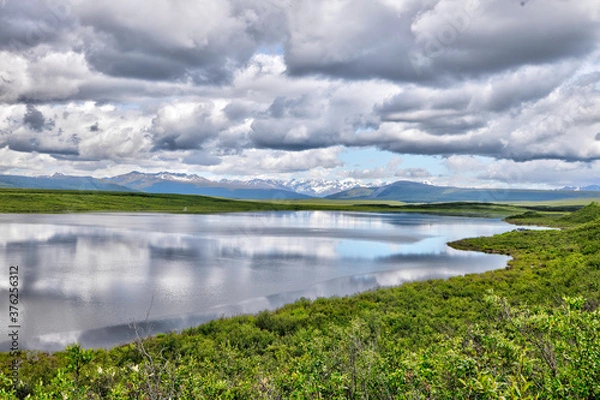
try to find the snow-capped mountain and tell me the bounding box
[109,171,212,189]
[220,178,379,197]
[105,172,380,198]
[218,178,291,191]
[276,178,378,197]
[2,171,599,203]
[106,172,311,199]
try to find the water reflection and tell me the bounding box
[0,212,514,351]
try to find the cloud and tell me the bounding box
[477,159,600,188]
[0,50,93,103]
[149,101,227,151]
[339,157,431,181]
[395,168,432,179]
[284,0,418,81]
[285,0,600,82]
[75,0,287,83]
[0,0,599,187]
[0,145,61,174]
[247,76,396,151]
[205,147,344,176]
[0,0,77,51]
[249,94,338,151]
[364,68,600,162]
[0,102,153,159]
[437,155,600,189]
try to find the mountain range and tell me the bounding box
[327,180,600,203]
[105,171,311,200]
[0,173,130,192]
[0,172,373,200]
[1,172,599,203]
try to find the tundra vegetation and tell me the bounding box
[1,192,599,399]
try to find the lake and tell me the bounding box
[0,211,515,351]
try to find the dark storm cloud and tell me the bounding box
[362,134,504,159]
[76,0,287,84]
[6,134,79,156]
[284,0,418,82]
[10,142,79,156]
[0,0,75,50]
[285,0,599,83]
[23,104,47,131]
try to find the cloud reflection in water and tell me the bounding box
[0,211,512,351]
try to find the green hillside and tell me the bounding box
[0,189,297,214]
[1,204,599,398]
[0,189,525,216]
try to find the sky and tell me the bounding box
[0,0,599,188]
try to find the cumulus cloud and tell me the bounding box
[149,101,228,151]
[363,68,600,162]
[205,147,344,176]
[0,146,62,174]
[476,159,600,189]
[75,0,287,83]
[0,0,598,187]
[0,0,77,51]
[285,0,599,82]
[0,102,153,159]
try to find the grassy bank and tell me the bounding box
[1,199,599,398]
[0,188,299,214]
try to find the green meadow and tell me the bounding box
[0,188,547,216]
[1,190,599,398]
[0,188,296,214]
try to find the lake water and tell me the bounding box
[0,211,515,351]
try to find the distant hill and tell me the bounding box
[327,180,600,203]
[106,172,310,200]
[561,185,600,191]
[0,173,132,192]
